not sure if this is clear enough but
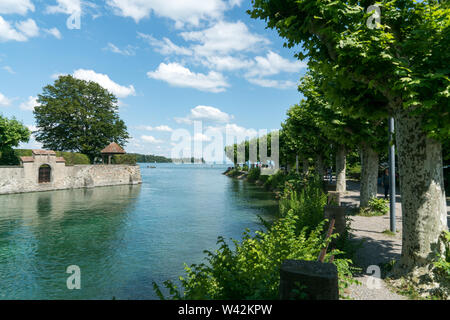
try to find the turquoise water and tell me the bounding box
[0,164,278,299]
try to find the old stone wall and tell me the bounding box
[0,164,142,195]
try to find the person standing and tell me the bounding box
[382,168,390,199]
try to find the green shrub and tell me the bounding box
[154,210,353,300]
[112,154,137,165]
[359,197,389,216]
[55,151,90,165]
[247,167,261,183]
[434,231,450,278]
[0,149,90,165]
[154,178,356,300]
[279,178,327,236]
[263,170,286,191]
[347,163,361,180]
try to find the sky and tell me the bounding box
[0,0,308,160]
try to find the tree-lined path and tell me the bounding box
[337,181,450,299]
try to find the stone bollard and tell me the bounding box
[279,260,339,300]
[327,191,341,206]
[324,205,347,237]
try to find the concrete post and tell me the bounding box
[323,205,347,236]
[279,260,339,300]
[327,191,341,206]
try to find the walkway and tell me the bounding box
[337,180,450,300]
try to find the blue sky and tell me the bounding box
[0,0,307,158]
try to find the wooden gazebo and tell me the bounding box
[101,142,125,164]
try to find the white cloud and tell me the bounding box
[202,55,253,71]
[147,63,229,93]
[0,0,34,15]
[192,132,212,142]
[246,78,298,90]
[44,27,62,39]
[106,0,240,26]
[73,69,136,98]
[141,135,163,144]
[0,92,12,106]
[137,125,173,132]
[138,33,192,56]
[46,0,81,15]
[180,21,270,57]
[20,96,40,111]
[105,42,136,56]
[246,51,306,78]
[15,19,39,38]
[186,105,232,123]
[2,66,15,74]
[0,16,28,42]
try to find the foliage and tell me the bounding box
[359,197,389,216]
[154,178,356,300]
[112,154,137,165]
[133,154,172,163]
[247,167,261,183]
[0,149,90,166]
[434,231,450,279]
[155,210,352,299]
[55,151,90,165]
[279,177,327,236]
[0,115,30,165]
[33,75,129,162]
[263,170,286,191]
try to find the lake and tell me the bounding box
[0,163,278,299]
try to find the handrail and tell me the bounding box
[317,218,335,263]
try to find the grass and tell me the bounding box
[382,229,397,237]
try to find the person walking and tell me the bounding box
[382,168,390,199]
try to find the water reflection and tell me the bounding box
[0,185,141,299]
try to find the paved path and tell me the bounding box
[336,180,450,300]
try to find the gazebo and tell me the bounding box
[101,142,125,164]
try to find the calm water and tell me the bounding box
[0,164,278,299]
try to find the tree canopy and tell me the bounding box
[33,75,130,162]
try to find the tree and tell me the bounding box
[250,0,449,273]
[34,75,130,162]
[0,115,30,165]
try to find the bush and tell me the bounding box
[263,170,286,191]
[359,197,389,216]
[112,154,137,165]
[434,231,450,279]
[279,178,327,235]
[154,177,356,300]
[55,151,90,165]
[247,167,261,183]
[154,210,352,300]
[0,149,90,165]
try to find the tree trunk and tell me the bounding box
[394,108,448,272]
[315,154,324,180]
[302,158,309,175]
[360,144,379,207]
[295,154,299,174]
[336,145,346,192]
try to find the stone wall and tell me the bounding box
[0,164,142,195]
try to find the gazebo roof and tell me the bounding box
[101,142,125,154]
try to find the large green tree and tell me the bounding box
[0,115,30,164]
[34,75,130,162]
[250,0,449,273]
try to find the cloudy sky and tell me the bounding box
[0,0,307,159]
